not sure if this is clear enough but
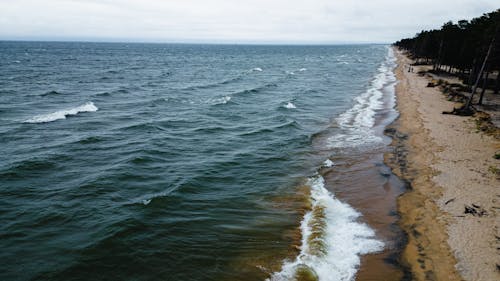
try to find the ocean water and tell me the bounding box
[0,42,397,281]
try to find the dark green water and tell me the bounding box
[0,42,394,281]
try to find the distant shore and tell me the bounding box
[385,48,500,281]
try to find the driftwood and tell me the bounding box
[464,204,487,216]
[442,105,475,116]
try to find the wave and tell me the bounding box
[268,175,384,281]
[249,67,263,72]
[95,92,111,97]
[284,102,297,109]
[178,67,263,92]
[328,47,397,148]
[233,82,278,96]
[76,136,104,144]
[130,186,180,206]
[25,102,98,123]
[322,159,334,168]
[40,90,61,97]
[211,96,231,105]
[286,68,307,76]
[181,76,242,91]
[238,120,299,137]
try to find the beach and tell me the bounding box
[386,48,500,281]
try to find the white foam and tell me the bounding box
[284,102,296,109]
[328,47,397,148]
[299,68,307,72]
[268,176,384,281]
[323,159,334,168]
[25,102,98,123]
[212,96,231,105]
[250,67,263,72]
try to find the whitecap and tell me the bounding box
[298,68,307,72]
[133,188,177,206]
[268,176,384,281]
[323,159,334,168]
[250,67,263,72]
[284,102,296,109]
[25,102,98,123]
[212,96,231,105]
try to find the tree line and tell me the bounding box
[394,9,500,109]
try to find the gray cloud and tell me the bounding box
[0,0,498,43]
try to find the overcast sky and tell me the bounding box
[0,0,498,44]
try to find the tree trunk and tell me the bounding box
[434,39,444,71]
[466,38,494,109]
[478,71,490,105]
[468,58,477,90]
[494,71,500,95]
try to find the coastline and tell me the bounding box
[386,48,500,281]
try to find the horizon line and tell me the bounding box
[0,37,391,46]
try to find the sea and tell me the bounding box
[0,42,404,281]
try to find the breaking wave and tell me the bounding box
[212,96,232,105]
[328,47,397,148]
[249,67,263,72]
[25,102,98,123]
[268,175,384,281]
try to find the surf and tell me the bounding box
[268,175,384,281]
[25,102,98,123]
[328,47,397,149]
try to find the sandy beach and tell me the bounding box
[386,48,500,281]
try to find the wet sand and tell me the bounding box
[322,150,407,281]
[313,69,408,281]
[385,48,500,281]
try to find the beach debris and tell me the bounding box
[493,151,500,160]
[464,204,487,216]
[384,127,408,140]
[474,112,500,138]
[444,198,455,205]
[442,105,475,116]
[384,127,396,135]
[426,79,445,88]
[379,166,392,177]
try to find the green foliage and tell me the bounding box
[394,9,500,81]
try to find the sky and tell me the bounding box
[0,0,498,44]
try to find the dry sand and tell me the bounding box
[385,48,500,281]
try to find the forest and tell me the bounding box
[394,9,500,110]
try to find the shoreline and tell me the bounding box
[385,48,500,281]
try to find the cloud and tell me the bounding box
[0,0,498,43]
